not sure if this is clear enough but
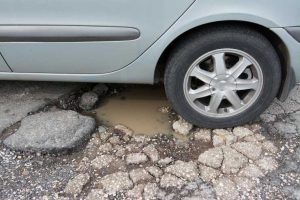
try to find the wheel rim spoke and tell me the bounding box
[212,53,227,75]
[190,66,215,84]
[189,85,211,101]
[184,48,263,118]
[225,91,244,109]
[207,92,223,113]
[235,78,259,90]
[228,57,252,78]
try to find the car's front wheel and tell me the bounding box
[164,25,281,128]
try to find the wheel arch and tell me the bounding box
[155,20,294,100]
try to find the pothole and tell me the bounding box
[90,85,175,136]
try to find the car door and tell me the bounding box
[0,0,195,74]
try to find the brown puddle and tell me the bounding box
[93,85,175,136]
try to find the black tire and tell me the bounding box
[164,25,281,128]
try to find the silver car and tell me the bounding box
[0,0,299,128]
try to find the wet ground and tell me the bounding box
[93,85,173,136]
[0,82,300,200]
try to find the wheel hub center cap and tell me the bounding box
[210,74,235,92]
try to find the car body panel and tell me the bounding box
[0,0,195,73]
[0,52,11,72]
[0,0,299,83]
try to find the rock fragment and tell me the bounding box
[143,183,160,200]
[129,168,153,184]
[99,172,133,195]
[199,165,220,182]
[158,157,174,167]
[143,144,160,162]
[214,177,239,200]
[232,127,254,139]
[79,92,99,110]
[126,153,148,165]
[232,142,262,160]
[165,161,199,181]
[91,155,115,170]
[221,146,248,174]
[4,111,95,153]
[172,117,193,135]
[160,173,186,189]
[64,173,90,196]
[194,129,212,142]
[198,147,223,168]
[212,129,237,147]
[146,166,163,178]
[238,164,264,178]
[85,189,108,200]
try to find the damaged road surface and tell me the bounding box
[0,82,300,200]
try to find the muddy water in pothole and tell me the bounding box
[93,85,176,136]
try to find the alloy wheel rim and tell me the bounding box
[183,48,264,118]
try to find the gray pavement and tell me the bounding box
[0,81,299,200]
[0,81,80,133]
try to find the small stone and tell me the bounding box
[114,124,133,136]
[109,136,121,145]
[99,172,133,195]
[143,144,160,162]
[79,92,99,110]
[127,184,145,199]
[92,84,108,96]
[255,157,278,173]
[233,177,256,191]
[214,177,239,200]
[99,132,112,142]
[97,126,107,133]
[262,141,279,154]
[64,173,90,196]
[86,189,108,200]
[143,183,159,200]
[232,142,262,160]
[232,127,254,139]
[199,165,221,182]
[165,160,199,181]
[194,129,212,142]
[98,143,113,153]
[158,157,174,167]
[160,173,186,189]
[221,146,248,174]
[91,155,115,170]
[126,153,148,165]
[172,117,193,135]
[146,166,163,178]
[238,164,264,178]
[198,147,223,168]
[129,168,153,184]
[212,129,237,147]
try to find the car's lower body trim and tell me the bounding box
[0,25,140,42]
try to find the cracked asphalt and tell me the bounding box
[0,82,300,200]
